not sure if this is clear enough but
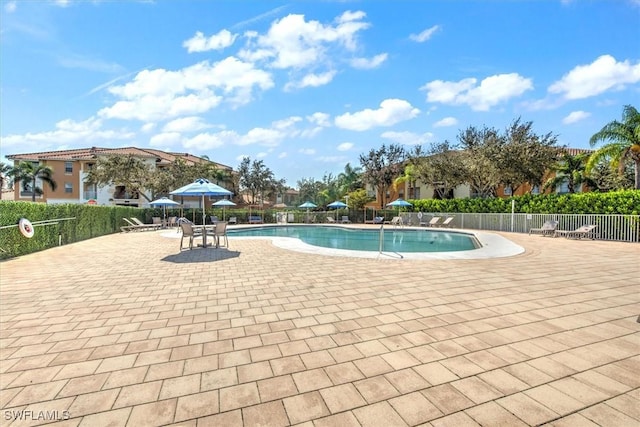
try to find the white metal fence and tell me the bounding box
[400,212,640,243]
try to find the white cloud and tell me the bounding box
[350,53,388,69]
[562,110,591,124]
[149,132,182,147]
[422,73,533,111]
[433,117,458,127]
[4,1,16,13]
[337,142,354,151]
[380,131,434,146]
[307,112,331,127]
[141,123,156,133]
[299,148,316,155]
[278,152,288,159]
[98,57,273,121]
[54,0,70,7]
[409,25,441,42]
[285,70,337,91]
[183,30,238,53]
[317,155,348,163]
[162,116,212,133]
[335,99,420,131]
[183,131,232,150]
[256,152,268,159]
[0,117,133,151]
[548,55,640,100]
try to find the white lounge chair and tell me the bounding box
[554,224,598,239]
[436,217,455,228]
[529,220,558,236]
[341,216,351,223]
[421,217,441,227]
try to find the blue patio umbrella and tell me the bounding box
[299,201,317,223]
[150,197,180,225]
[212,199,236,221]
[170,178,233,225]
[327,200,348,221]
[386,198,412,216]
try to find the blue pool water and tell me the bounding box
[228,225,479,253]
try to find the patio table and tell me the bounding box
[193,225,218,248]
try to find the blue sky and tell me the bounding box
[1,0,639,188]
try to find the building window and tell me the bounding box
[503,187,512,196]
[557,181,570,194]
[65,162,73,174]
[531,185,540,194]
[413,187,420,199]
[65,183,73,193]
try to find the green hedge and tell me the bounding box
[409,190,640,215]
[0,202,141,260]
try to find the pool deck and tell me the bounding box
[0,228,638,426]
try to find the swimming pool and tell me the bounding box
[228,225,479,253]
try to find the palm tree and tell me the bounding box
[587,105,640,189]
[337,163,363,194]
[9,161,58,202]
[543,152,595,193]
[0,162,13,200]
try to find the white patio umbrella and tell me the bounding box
[212,199,236,221]
[150,197,180,226]
[327,200,348,221]
[170,178,233,225]
[299,201,317,223]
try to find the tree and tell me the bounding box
[296,177,324,204]
[457,125,502,198]
[337,163,363,194]
[543,152,595,193]
[237,157,282,205]
[345,188,374,211]
[0,162,13,200]
[496,118,559,194]
[9,161,58,202]
[588,157,635,192]
[359,143,407,207]
[85,154,153,202]
[587,104,640,189]
[412,141,466,199]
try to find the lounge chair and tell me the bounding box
[554,224,598,239]
[341,216,351,224]
[390,216,404,227]
[326,216,336,223]
[210,215,219,224]
[130,217,162,231]
[529,220,558,236]
[436,217,455,228]
[179,222,203,250]
[213,221,228,248]
[120,217,157,232]
[421,217,441,227]
[373,216,384,224]
[168,216,178,227]
[228,217,237,225]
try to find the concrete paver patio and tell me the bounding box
[0,229,638,426]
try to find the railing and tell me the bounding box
[401,212,640,243]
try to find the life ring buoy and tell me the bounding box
[19,218,35,238]
[417,212,423,219]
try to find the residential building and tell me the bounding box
[6,147,233,207]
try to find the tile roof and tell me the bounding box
[6,146,232,170]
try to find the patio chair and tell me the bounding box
[341,216,351,224]
[554,224,598,239]
[529,220,558,237]
[210,215,219,224]
[213,221,228,248]
[390,216,404,227]
[421,216,441,227]
[179,222,203,250]
[436,217,455,228]
[373,216,384,224]
[130,217,162,231]
[326,216,336,223]
[168,216,178,227]
[228,217,237,225]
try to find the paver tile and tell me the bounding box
[126,398,177,426]
[283,391,330,424]
[174,390,219,422]
[257,375,298,401]
[465,401,529,427]
[389,391,443,425]
[320,383,367,413]
[219,382,260,412]
[353,401,408,427]
[354,376,400,403]
[242,401,289,427]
